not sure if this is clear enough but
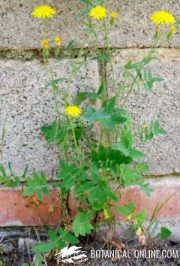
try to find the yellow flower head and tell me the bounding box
[111,11,118,19]
[32,5,56,19]
[89,6,107,20]
[40,39,49,49]
[65,106,81,117]
[54,35,61,46]
[150,10,175,25]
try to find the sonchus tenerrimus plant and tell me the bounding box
[1,0,179,257]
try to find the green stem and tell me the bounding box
[69,118,81,161]
[43,18,47,39]
[122,74,139,107]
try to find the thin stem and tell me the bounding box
[43,18,47,39]
[122,74,139,107]
[0,113,7,161]
[69,118,81,161]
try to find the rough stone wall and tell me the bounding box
[0,0,179,182]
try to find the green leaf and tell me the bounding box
[88,186,107,210]
[139,119,166,141]
[92,145,132,168]
[32,239,62,253]
[0,163,21,188]
[111,143,129,156]
[112,128,144,160]
[92,52,110,63]
[135,210,147,224]
[72,212,94,237]
[124,56,154,71]
[129,149,145,159]
[121,129,132,149]
[58,228,79,245]
[74,126,83,142]
[116,202,135,216]
[102,96,116,111]
[120,166,142,187]
[74,183,93,196]
[143,68,164,91]
[151,120,167,135]
[75,91,98,105]
[111,145,144,160]
[84,106,128,129]
[23,172,48,200]
[136,162,149,174]
[159,227,171,240]
[139,182,152,196]
[97,83,105,96]
[40,122,66,145]
[32,228,78,253]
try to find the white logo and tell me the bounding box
[56,246,88,264]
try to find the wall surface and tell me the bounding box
[0,0,180,227]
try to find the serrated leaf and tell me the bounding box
[32,239,63,253]
[88,186,107,210]
[84,106,128,129]
[40,122,66,145]
[72,212,94,237]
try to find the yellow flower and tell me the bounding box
[40,39,49,49]
[54,35,61,46]
[111,11,118,19]
[32,5,56,19]
[169,25,176,34]
[89,6,107,20]
[150,10,175,25]
[65,106,82,117]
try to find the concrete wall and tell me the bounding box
[0,0,180,225]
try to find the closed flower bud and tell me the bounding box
[54,35,61,46]
[40,39,49,49]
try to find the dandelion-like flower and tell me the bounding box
[40,39,49,49]
[32,5,56,19]
[54,35,61,46]
[89,6,107,20]
[150,10,175,25]
[111,11,118,19]
[65,106,81,117]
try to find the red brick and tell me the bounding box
[0,189,60,226]
[115,179,180,220]
[0,178,179,226]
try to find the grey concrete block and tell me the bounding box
[0,0,179,49]
[107,48,180,175]
[97,219,180,244]
[0,59,100,175]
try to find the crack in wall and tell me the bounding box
[0,47,179,61]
